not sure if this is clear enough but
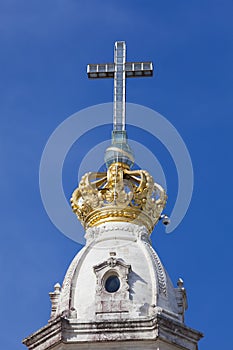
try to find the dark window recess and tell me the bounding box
[105,275,120,293]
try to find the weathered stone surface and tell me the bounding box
[55,223,184,323]
[23,313,202,350]
[23,223,203,350]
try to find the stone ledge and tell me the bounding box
[22,313,203,350]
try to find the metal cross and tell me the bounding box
[87,41,153,132]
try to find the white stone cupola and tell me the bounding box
[23,41,203,350]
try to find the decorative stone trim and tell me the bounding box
[143,241,167,296]
[58,248,86,316]
[175,278,188,322]
[23,312,203,350]
[85,223,150,244]
[49,283,61,320]
[93,256,131,317]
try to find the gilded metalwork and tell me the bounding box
[71,162,167,233]
[71,41,165,233]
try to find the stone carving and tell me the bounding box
[143,241,167,296]
[58,248,86,315]
[135,225,152,244]
[175,278,188,322]
[69,307,77,319]
[49,283,61,320]
[93,255,131,317]
[85,223,152,244]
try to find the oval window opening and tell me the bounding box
[105,275,120,293]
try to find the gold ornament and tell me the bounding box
[71,162,167,233]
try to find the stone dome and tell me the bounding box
[53,223,185,324]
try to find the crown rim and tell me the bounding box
[71,162,167,234]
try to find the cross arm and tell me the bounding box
[87,61,153,79]
[125,62,153,77]
[87,63,115,79]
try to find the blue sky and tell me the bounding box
[0,1,233,349]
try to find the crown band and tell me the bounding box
[71,162,167,234]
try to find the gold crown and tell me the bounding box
[71,162,167,233]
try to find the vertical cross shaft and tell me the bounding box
[87,41,153,133]
[87,41,153,168]
[114,41,126,131]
